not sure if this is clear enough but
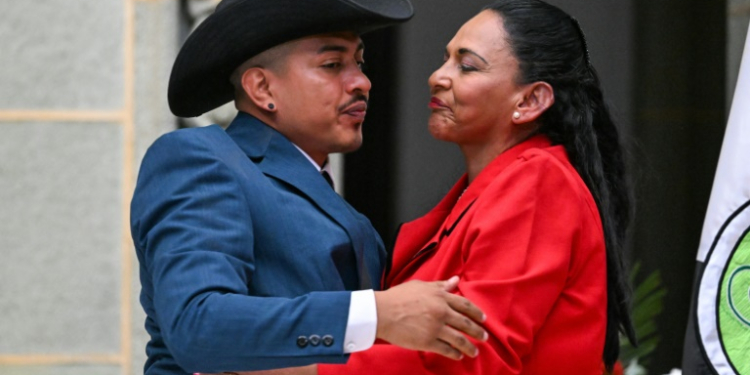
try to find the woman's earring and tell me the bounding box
[268,103,275,110]
[512,111,521,120]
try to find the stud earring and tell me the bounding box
[513,111,521,119]
[268,103,275,110]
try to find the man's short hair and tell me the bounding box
[230,40,297,92]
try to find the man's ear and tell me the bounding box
[240,67,277,112]
[514,82,554,123]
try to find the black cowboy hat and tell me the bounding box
[168,0,414,117]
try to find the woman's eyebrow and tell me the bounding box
[457,47,488,64]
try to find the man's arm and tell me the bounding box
[201,277,487,375]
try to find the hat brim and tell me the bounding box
[168,0,413,117]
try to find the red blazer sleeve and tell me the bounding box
[457,152,601,374]
[319,151,603,375]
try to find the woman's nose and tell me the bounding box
[428,62,450,91]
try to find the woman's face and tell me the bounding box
[428,10,526,147]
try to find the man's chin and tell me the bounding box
[336,136,364,154]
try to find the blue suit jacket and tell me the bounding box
[130,112,386,375]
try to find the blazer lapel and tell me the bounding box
[226,112,373,289]
[387,135,555,286]
[386,175,468,286]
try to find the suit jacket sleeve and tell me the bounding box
[131,131,351,373]
[318,152,599,375]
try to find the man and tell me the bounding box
[130,1,487,374]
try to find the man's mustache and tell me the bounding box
[338,95,369,112]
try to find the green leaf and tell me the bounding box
[619,262,667,368]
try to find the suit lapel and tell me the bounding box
[386,135,555,286]
[225,112,372,289]
[386,175,468,286]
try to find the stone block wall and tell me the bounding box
[0,0,180,374]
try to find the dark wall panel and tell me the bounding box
[632,1,726,372]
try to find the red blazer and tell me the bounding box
[319,135,607,374]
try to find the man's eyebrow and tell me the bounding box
[318,42,365,54]
[456,48,488,64]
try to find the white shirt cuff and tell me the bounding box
[343,289,377,353]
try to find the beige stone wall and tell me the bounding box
[0,0,179,374]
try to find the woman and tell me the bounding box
[213,0,635,374]
[317,0,636,374]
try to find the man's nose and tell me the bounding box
[347,68,372,94]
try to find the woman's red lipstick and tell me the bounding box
[429,97,448,109]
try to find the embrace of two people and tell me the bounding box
[130,0,636,374]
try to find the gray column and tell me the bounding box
[0,0,180,374]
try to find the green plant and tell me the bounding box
[620,262,667,371]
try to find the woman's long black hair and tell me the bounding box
[484,0,636,369]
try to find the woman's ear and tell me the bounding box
[514,82,554,123]
[240,67,277,112]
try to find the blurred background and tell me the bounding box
[0,0,748,374]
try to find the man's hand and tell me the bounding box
[198,364,316,375]
[374,276,487,360]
